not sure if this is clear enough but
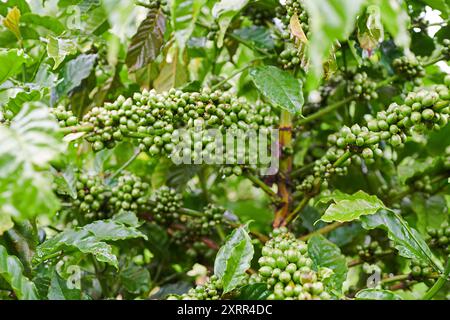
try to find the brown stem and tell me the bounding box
[273,111,293,228]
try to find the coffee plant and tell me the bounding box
[0,0,449,302]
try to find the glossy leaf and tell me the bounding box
[47,269,82,300]
[235,283,272,300]
[171,0,206,54]
[21,13,65,35]
[5,90,42,114]
[46,36,77,69]
[361,210,443,272]
[0,49,30,84]
[232,26,275,50]
[411,195,448,234]
[119,262,151,294]
[308,235,347,294]
[0,102,63,221]
[0,102,63,177]
[0,245,39,299]
[55,53,97,101]
[320,190,386,223]
[34,213,146,268]
[249,66,304,114]
[212,0,249,47]
[355,288,402,300]
[214,224,254,294]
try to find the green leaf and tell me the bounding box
[376,0,410,49]
[411,195,448,234]
[47,269,82,300]
[397,156,437,185]
[3,221,38,274]
[112,211,141,228]
[171,0,206,55]
[3,6,21,40]
[0,102,63,177]
[212,0,249,48]
[361,210,443,272]
[320,190,386,223]
[235,283,272,300]
[232,26,275,50]
[126,8,166,72]
[307,235,348,294]
[304,0,366,89]
[119,262,151,294]
[249,66,304,114]
[5,90,42,114]
[21,13,65,35]
[0,171,61,221]
[46,36,77,69]
[34,228,119,268]
[355,288,402,300]
[0,0,30,16]
[0,102,63,221]
[83,219,147,241]
[214,224,254,294]
[357,5,384,52]
[0,49,30,84]
[55,53,97,101]
[33,214,146,268]
[153,46,188,92]
[0,245,39,299]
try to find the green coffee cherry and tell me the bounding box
[168,275,223,300]
[392,56,425,81]
[257,229,331,300]
[110,172,149,214]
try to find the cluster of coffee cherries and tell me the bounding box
[278,43,303,70]
[413,175,433,192]
[109,172,149,215]
[167,275,223,300]
[426,222,450,254]
[244,3,274,25]
[356,240,383,261]
[149,186,183,224]
[347,72,378,101]
[392,56,425,82]
[75,89,278,169]
[168,204,228,246]
[195,204,227,234]
[51,106,79,127]
[73,173,109,221]
[252,228,331,300]
[81,96,134,151]
[410,259,435,280]
[276,0,310,35]
[297,82,450,193]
